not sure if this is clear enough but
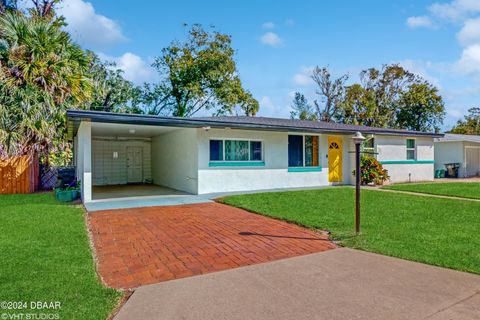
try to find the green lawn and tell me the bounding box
[383,182,480,199]
[221,187,480,274]
[0,193,121,320]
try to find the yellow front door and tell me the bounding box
[328,136,343,182]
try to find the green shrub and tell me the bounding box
[353,155,390,185]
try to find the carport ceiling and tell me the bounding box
[91,122,179,138]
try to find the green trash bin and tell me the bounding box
[435,169,446,179]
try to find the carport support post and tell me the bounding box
[77,121,92,202]
[352,132,365,235]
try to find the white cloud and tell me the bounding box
[429,0,480,21]
[58,0,127,49]
[262,22,275,29]
[406,16,435,28]
[411,0,480,78]
[406,0,480,127]
[457,17,480,45]
[259,96,277,116]
[447,108,463,118]
[456,44,480,74]
[292,66,314,86]
[260,32,284,47]
[98,52,155,84]
[257,96,291,117]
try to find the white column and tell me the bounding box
[77,121,92,202]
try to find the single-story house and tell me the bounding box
[67,110,442,203]
[434,134,480,178]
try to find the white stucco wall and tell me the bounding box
[92,138,152,185]
[76,121,92,202]
[151,128,198,194]
[376,136,434,161]
[196,128,342,194]
[381,163,434,182]
[434,141,464,173]
[376,135,435,183]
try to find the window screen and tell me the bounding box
[209,140,223,161]
[250,141,262,161]
[288,135,304,167]
[305,136,319,167]
[406,139,416,160]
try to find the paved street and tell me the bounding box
[115,248,480,320]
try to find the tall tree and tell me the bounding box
[145,24,258,117]
[358,64,417,128]
[396,82,445,132]
[338,84,377,126]
[87,52,142,113]
[295,64,445,132]
[290,92,317,120]
[450,107,480,135]
[311,66,348,122]
[336,64,444,131]
[231,89,259,116]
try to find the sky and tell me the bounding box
[50,0,480,130]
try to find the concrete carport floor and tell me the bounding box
[92,184,190,200]
[114,248,480,320]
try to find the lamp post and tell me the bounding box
[352,132,366,234]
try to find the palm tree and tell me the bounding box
[0,11,92,104]
[0,11,92,158]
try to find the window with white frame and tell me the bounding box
[406,139,416,160]
[288,135,319,167]
[361,137,375,156]
[209,139,263,162]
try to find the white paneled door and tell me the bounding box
[127,146,143,183]
[466,147,480,177]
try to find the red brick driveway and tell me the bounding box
[88,202,335,289]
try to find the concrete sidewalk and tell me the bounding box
[114,248,480,320]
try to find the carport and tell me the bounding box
[88,122,193,201]
[68,113,199,202]
[434,134,480,178]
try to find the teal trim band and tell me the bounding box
[379,160,435,165]
[288,166,322,172]
[209,161,265,167]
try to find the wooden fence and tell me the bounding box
[0,155,39,194]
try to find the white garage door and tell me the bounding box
[466,147,480,177]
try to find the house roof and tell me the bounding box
[435,133,480,143]
[66,110,443,139]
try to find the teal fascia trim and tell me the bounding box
[379,160,435,165]
[209,161,265,167]
[288,166,322,172]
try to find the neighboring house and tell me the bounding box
[434,134,480,178]
[67,110,441,202]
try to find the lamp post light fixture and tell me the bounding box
[352,131,366,234]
